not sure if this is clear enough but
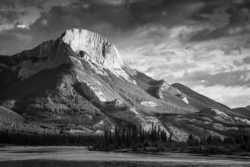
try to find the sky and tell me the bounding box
[0,0,250,108]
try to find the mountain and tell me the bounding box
[0,106,23,124]
[233,106,250,118]
[171,83,245,117]
[0,28,249,141]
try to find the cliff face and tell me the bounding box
[61,28,135,83]
[61,29,124,69]
[0,28,249,140]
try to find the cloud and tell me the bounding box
[0,0,213,54]
[0,11,25,26]
[0,0,48,9]
[0,28,31,54]
[117,15,250,108]
[120,23,250,78]
[17,24,29,29]
[193,85,250,108]
[243,57,250,64]
[189,0,250,42]
[179,70,250,87]
[0,0,49,32]
[119,25,204,78]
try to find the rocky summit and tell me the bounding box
[0,28,250,141]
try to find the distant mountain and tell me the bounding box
[0,28,249,141]
[247,106,250,110]
[233,106,250,118]
[0,106,23,124]
[171,83,244,117]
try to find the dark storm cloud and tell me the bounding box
[0,0,48,9]
[30,0,207,33]
[190,0,250,42]
[0,28,31,54]
[0,10,26,24]
[0,0,48,54]
[18,0,48,8]
[0,0,49,31]
[14,0,208,51]
[227,0,250,25]
[0,0,195,53]
[1,0,249,53]
[0,0,15,9]
[38,0,171,30]
[27,2,129,44]
[0,0,211,54]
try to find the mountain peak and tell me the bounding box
[60,28,135,84]
[1,28,250,140]
[1,28,132,82]
[61,28,124,69]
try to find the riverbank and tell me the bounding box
[0,146,250,167]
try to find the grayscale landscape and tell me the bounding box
[0,0,250,167]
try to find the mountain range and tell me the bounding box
[0,28,249,141]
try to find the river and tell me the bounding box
[0,146,250,167]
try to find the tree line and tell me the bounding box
[94,126,250,153]
[0,129,99,146]
[1,126,250,154]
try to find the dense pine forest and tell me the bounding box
[1,126,250,155]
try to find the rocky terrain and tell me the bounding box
[0,28,249,141]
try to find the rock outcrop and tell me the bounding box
[61,28,124,69]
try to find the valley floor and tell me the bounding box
[0,146,250,167]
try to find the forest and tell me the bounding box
[1,126,250,155]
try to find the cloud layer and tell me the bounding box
[0,0,249,108]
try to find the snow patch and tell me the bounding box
[182,97,189,104]
[141,101,157,107]
[76,76,107,103]
[130,107,139,115]
[86,84,107,102]
[95,130,104,135]
[213,109,231,119]
[234,117,250,126]
[69,129,86,133]
[93,120,105,129]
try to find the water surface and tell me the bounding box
[0,146,249,167]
